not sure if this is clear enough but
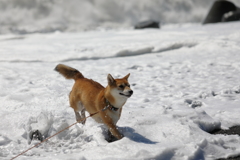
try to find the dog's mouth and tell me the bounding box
[119,93,132,98]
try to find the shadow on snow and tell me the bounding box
[120,126,157,144]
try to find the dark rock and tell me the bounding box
[29,130,44,143]
[210,126,240,160]
[134,20,160,29]
[210,125,240,136]
[203,0,238,24]
[222,10,240,22]
[217,155,240,160]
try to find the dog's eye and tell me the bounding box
[119,85,124,89]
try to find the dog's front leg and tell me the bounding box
[107,123,123,140]
[100,112,123,140]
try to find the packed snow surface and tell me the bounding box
[1,22,240,160]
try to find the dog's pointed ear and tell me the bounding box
[123,73,130,80]
[107,74,115,85]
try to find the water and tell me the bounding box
[0,0,239,34]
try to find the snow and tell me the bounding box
[1,21,240,160]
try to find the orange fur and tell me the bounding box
[55,64,133,140]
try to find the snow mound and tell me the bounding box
[115,46,154,57]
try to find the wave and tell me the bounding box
[2,0,240,34]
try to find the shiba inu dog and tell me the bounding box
[54,64,133,141]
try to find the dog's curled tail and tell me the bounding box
[54,64,84,80]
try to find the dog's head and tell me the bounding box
[107,73,133,99]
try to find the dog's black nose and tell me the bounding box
[129,90,133,95]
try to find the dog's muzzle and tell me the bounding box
[120,90,133,97]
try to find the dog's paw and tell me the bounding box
[105,130,123,142]
[105,135,118,143]
[81,119,86,125]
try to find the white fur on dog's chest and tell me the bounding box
[108,110,120,124]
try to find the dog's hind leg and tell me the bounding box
[70,98,86,124]
[74,101,86,124]
[74,110,86,124]
[80,108,86,124]
[74,111,82,123]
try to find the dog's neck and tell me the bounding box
[104,86,128,109]
[105,99,119,111]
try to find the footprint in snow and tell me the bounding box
[23,112,54,144]
[184,99,202,108]
[127,65,143,71]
